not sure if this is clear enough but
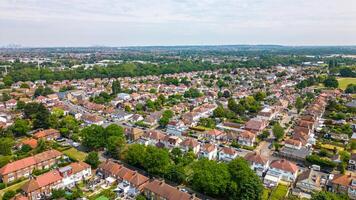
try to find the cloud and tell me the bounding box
[0,0,356,46]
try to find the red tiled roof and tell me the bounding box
[244,152,268,165]
[270,159,298,173]
[34,128,59,139]
[22,170,62,193]
[0,149,62,175]
[22,138,38,149]
[144,180,197,200]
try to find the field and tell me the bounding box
[63,148,87,161]
[269,184,289,200]
[337,78,356,90]
[0,180,28,198]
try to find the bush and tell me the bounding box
[306,154,337,168]
[3,190,16,200]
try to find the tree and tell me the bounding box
[135,195,146,200]
[213,106,226,118]
[228,158,263,200]
[3,75,13,86]
[10,119,30,137]
[81,125,106,149]
[112,80,121,95]
[324,76,339,88]
[123,144,146,168]
[254,91,267,101]
[295,97,304,113]
[51,189,66,199]
[190,159,231,197]
[85,151,100,168]
[162,110,174,119]
[143,146,171,176]
[35,139,47,153]
[159,116,169,128]
[33,107,51,129]
[198,118,216,129]
[345,84,356,94]
[311,191,349,200]
[228,98,239,113]
[106,136,126,159]
[20,83,30,88]
[105,124,124,138]
[0,137,14,155]
[272,123,284,141]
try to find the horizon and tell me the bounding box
[1,0,356,47]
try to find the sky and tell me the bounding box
[0,0,356,47]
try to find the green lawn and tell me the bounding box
[269,184,289,200]
[337,78,356,90]
[63,148,87,161]
[0,180,28,198]
[262,188,271,200]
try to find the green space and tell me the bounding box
[63,148,87,161]
[337,78,356,90]
[269,184,289,200]
[262,188,271,200]
[0,180,28,199]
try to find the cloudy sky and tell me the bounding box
[0,0,356,47]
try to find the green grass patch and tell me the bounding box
[270,184,289,200]
[63,148,87,162]
[0,179,28,198]
[337,78,356,90]
[262,188,271,200]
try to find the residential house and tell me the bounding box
[125,128,144,142]
[199,144,217,160]
[294,169,327,198]
[238,130,256,147]
[162,135,182,149]
[0,150,63,184]
[143,180,199,200]
[244,118,268,134]
[81,113,104,125]
[331,174,356,199]
[180,138,200,155]
[218,147,238,162]
[348,153,356,171]
[21,162,91,200]
[204,129,225,141]
[244,152,269,177]
[33,129,60,141]
[166,121,188,137]
[264,159,299,187]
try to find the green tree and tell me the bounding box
[311,191,349,200]
[81,125,105,149]
[123,144,146,168]
[105,124,124,138]
[0,137,14,155]
[10,119,30,136]
[295,97,304,113]
[112,80,121,95]
[159,117,170,128]
[254,91,267,101]
[190,159,231,197]
[228,98,239,113]
[51,189,66,199]
[143,146,171,176]
[106,136,126,159]
[228,158,263,200]
[324,76,339,88]
[272,122,284,141]
[3,76,13,86]
[85,151,100,168]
